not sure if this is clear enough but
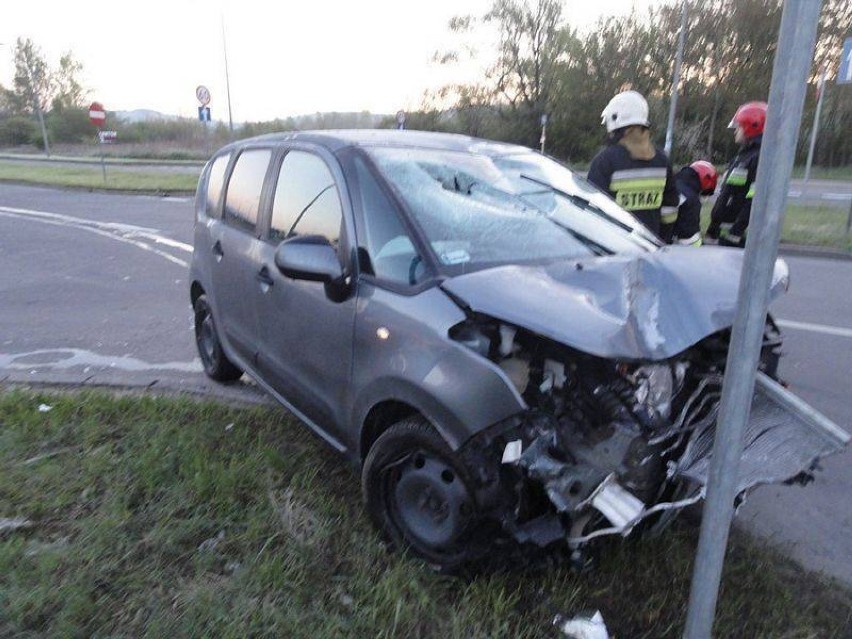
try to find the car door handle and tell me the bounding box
[212,240,224,261]
[256,266,274,287]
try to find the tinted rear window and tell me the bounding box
[224,149,271,232]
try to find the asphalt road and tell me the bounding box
[1,184,850,584]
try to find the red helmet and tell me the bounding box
[728,101,767,139]
[690,160,718,194]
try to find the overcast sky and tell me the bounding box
[2,0,654,122]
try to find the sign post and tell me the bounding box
[196,86,212,155]
[684,0,823,635]
[803,67,827,185]
[540,113,548,153]
[89,101,107,183]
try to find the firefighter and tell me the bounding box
[660,160,719,246]
[705,101,767,247]
[587,90,679,236]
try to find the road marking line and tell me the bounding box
[822,193,852,201]
[776,319,852,339]
[0,210,189,268]
[0,205,193,252]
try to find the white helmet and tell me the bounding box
[601,90,650,133]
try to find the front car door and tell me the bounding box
[255,145,358,450]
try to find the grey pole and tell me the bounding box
[664,0,688,156]
[221,15,234,137]
[803,67,827,185]
[683,1,823,637]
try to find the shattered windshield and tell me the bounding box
[493,152,662,249]
[367,147,656,275]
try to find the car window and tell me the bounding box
[223,149,271,232]
[354,157,425,285]
[270,151,342,247]
[205,153,230,218]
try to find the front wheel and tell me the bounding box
[362,417,482,572]
[193,294,243,382]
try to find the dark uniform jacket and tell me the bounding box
[707,136,762,244]
[587,142,679,236]
[661,166,703,246]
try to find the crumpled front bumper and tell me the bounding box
[509,373,850,544]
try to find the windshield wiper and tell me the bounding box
[518,174,636,233]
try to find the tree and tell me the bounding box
[11,38,52,153]
[52,53,87,110]
[12,38,53,115]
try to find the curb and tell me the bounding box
[0,178,195,198]
[0,153,206,168]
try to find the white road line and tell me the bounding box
[822,193,852,201]
[776,319,852,339]
[0,209,189,268]
[0,205,193,252]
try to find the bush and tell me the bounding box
[47,107,97,143]
[0,116,37,146]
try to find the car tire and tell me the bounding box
[362,417,481,572]
[193,294,243,382]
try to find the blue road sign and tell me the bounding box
[198,106,211,122]
[839,38,852,85]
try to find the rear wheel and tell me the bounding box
[193,294,243,382]
[362,417,481,572]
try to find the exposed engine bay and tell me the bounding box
[451,314,848,554]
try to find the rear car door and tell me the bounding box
[255,146,357,450]
[209,147,273,366]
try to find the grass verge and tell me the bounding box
[0,162,198,193]
[701,204,852,252]
[782,204,852,251]
[1,390,850,638]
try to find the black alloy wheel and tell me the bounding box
[193,294,243,382]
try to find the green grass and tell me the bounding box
[782,204,852,251]
[1,390,849,638]
[790,165,852,181]
[701,204,852,251]
[0,161,199,193]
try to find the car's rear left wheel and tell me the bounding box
[193,294,243,382]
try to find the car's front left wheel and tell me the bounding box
[362,417,483,572]
[193,294,243,382]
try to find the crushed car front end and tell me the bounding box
[440,251,849,556]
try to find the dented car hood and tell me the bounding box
[441,246,790,360]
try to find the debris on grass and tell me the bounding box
[554,610,610,639]
[0,517,33,535]
[37,403,52,413]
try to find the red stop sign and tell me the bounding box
[89,102,106,128]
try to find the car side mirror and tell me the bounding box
[274,235,344,284]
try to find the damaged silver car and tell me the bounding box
[190,130,849,571]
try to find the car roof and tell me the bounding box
[216,129,532,157]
